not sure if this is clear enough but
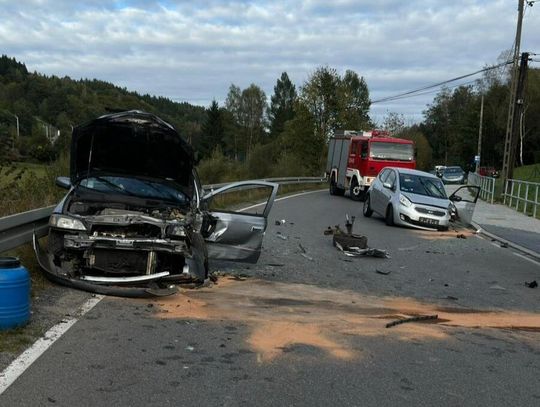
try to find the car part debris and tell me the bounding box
[298,243,307,253]
[456,233,467,239]
[386,314,438,328]
[500,242,509,248]
[301,253,314,261]
[333,234,368,250]
[446,296,459,300]
[276,234,288,240]
[323,227,334,236]
[274,219,286,226]
[345,214,356,235]
[525,280,538,288]
[334,242,389,258]
[375,269,391,275]
[267,263,285,267]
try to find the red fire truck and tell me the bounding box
[326,130,416,200]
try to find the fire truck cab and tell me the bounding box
[326,130,416,200]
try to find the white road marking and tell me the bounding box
[512,252,540,266]
[0,295,103,395]
[239,189,325,212]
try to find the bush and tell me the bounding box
[196,148,248,184]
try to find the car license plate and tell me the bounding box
[419,217,439,225]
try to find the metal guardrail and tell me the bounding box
[0,205,55,253]
[503,178,540,218]
[467,172,496,204]
[202,176,326,192]
[0,177,326,254]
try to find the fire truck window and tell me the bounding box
[360,143,368,158]
[350,142,357,155]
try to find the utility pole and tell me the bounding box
[501,0,525,188]
[475,95,484,173]
[509,52,530,176]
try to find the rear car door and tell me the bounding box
[201,181,279,263]
[449,186,480,226]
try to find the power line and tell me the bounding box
[371,60,513,104]
[375,78,479,103]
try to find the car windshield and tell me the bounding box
[79,176,189,205]
[369,142,413,161]
[444,167,463,174]
[399,174,447,199]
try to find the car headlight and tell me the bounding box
[167,224,186,237]
[399,194,412,207]
[49,214,87,231]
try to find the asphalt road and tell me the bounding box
[2,189,540,406]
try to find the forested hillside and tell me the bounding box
[0,55,206,163]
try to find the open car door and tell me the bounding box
[449,186,480,226]
[201,181,279,263]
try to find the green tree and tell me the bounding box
[200,100,225,158]
[338,70,371,129]
[300,66,341,140]
[382,111,405,135]
[269,72,297,137]
[280,102,325,174]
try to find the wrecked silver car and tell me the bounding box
[34,111,278,297]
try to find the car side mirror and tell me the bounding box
[55,176,71,189]
[383,182,394,190]
[449,195,462,202]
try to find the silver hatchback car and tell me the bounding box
[363,167,479,231]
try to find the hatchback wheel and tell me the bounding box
[385,205,394,226]
[363,194,373,217]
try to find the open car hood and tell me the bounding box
[71,110,194,189]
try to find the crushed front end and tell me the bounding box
[35,200,208,298]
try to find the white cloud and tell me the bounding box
[0,0,538,121]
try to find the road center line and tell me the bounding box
[239,189,325,212]
[512,252,540,266]
[0,295,103,395]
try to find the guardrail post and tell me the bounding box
[534,185,538,218]
[524,184,529,215]
[516,182,521,211]
[490,178,495,204]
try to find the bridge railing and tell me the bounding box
[467,172,496,204]
[503,178,540,218]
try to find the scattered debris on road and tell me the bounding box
[275,219,286,226]
[335,243,389,258]
[446,296,459,301]
[489,284,507,291]
[525,280,538,288]
[456,233,467,239]
[500,242,509,248]
[327,216,389,258]
[386,314,439,328]
[276,233,288,240]
[375,269,392,275]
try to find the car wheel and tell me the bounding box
[350,178,365,201]
[385,205,394,226]
[363,194,373,217]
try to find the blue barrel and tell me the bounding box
[0,257,31,330]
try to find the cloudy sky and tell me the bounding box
[1,0,539,123]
